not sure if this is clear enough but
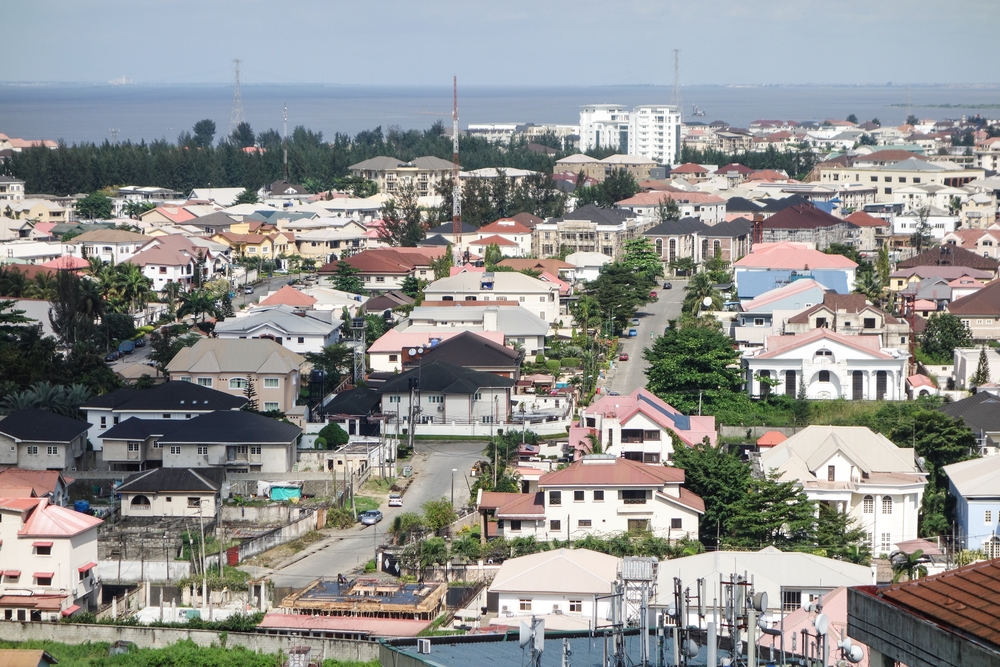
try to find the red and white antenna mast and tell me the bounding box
[452,75,462,247]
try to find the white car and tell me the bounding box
[388,493,403,507]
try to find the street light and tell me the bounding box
[451,469,457,507]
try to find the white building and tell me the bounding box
[116,467,223,518]
[0,176,25,202]
[127,234,228,291]
[0,497,102,620]
[367,330,506,373]
[628,105,681,166]
[423,271,560,324]
[399,304,549,357]
[892,207,959,241]
[759,426,927,557]
[579,104,630,153]
[214,304,342,355]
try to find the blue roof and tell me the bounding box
[638,393,690,431]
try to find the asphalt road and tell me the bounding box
[603,279,687,396]
[264,440,487,589]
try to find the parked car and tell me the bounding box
[619,353,629,361]
[628,328,638,337]
[360,510,383,525]
[388,494,403,507]
[649,291,657,299]
[104,351,121,362]
[663,282,672,290]
[608,391,620,396]
[244,286,254,294]
[630,317,640,326]
[134,337,146,348]
[118,340,135,355]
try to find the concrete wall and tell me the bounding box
[719,425,800,440]
[97,560,192,583]
[0,621,379,663]
[220,504,305,524]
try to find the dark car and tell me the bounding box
[663,282,672,289]
[134,337,146,348]
[104,351,121,362]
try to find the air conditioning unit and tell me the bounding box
[437,406,444,412]
[417,639,431,654]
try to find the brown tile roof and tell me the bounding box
[496,258,573,274]
[714,163,755,175]
[897,245,999,271]
[671,163,709,174]
[540,457,684,488]
[844,211,886,228]
[319,248,434,275]
[764,203,848,230]
[853,150,928,164]
[510,212,543,229]
[755,328,894,360]
[786,293,872,323]
[478,219,532,235]
[947,280,1000,316]
[867,558,1000,649]
[259,285,317,307]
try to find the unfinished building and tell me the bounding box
[279,577,446,620]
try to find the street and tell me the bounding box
[264,440,486,589]
[602,279,687,396]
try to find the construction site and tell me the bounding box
[279,576,447,621]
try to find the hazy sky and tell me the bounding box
[6,0,1000,86]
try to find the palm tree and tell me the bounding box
[24,382,65,413]
[0,391,35,415]
[854,271,885,309]
[161,282,183,319]
[25,272,58,301]
[583,431,603,454]
[115,263,152,314]
[683,271,722,314]
[177,289,218,323]
[891,549,928,583]
[0,266,28,297]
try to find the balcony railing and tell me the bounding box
[623,498,647,505]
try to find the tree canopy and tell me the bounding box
[920,313,971,364]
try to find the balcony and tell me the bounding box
[623,498,647,505]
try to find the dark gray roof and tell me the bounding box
[555,204,632,226]
[82,381,247,412]
[760,194,812,212]
[190,211,241,231]
[417,234,453,247]
[723,196,764,212]
[406,331,523,369]
[362,290,414,314]
[700,217,754,238]
[157,411,302,445]
[427,222,477,235]
[117,467,225,493]
[378,361,515,395]
[940,391,1000,433]
[324,388,381,417]
[101,418,174,440]
[0,408,89,443]
[643,217,708,237]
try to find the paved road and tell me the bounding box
[603,280,687,396]
[264,440,486,588]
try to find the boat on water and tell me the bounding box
[691,105,706,117]
[108,75,134,86]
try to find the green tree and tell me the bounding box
[390,512,425,543]
[330,260,364,294]
[724,474,817,550]
[656,196,680,222]
[906,114,920,126]
[682,272,722,314]
[920,313,971,364]
[49,271,102,347]
[970,345,992,389]
[378,181,425,247]
[122,200,156,219]
[620,237,664,279]
[400,276,422,300]
[430,245,454,279]
[815,503,871,564]
[422,498,458,530]
[644,317,742,415]
[0,299,31,338]
[230,121,255,148]
[192,119,217,149]
[317,421,349,449]
[242,377,258,411]
[891,549,928,583]
[600,168,640,205]
[74,192,113,220]
[304,343,352,387]
[177,289,218,323]
[233,188,259,205]
[911,206,933,254]
[846,113,858,124]
[672,438,751,548]
[587,262,652,334]
[149,327,199,373]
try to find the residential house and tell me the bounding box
[0,216,42,241]
[348,156,454,197]
[212,230,294,261]
[139,205,199,227]
[0,469,73,507]
[669,162,711,181]
[533,204,647,260]
[888,265,993,295]
[947,279,1000,340]
[399,304,549,356]
[474,219,533,256]
[698,217,753,262]
[733,242,857,300]
[262,180,309,200]
[165,338,305,413]
[952,346,1000,392]
[943,455,1000,555]
[844,210,890,252]
[815,156,984,203]
[214,304,342,355]
[188,188,245,206]
[0,409,89,472]
[117,467,225,518]
[943,226,1000,261]
[713,162,755,187]
[367,330,505,373]
[423,271,561,323]
[563,251,611,282]
[759,425,927,556]
[478,456,704,541]
[322,388,383,438]
[422,222,478,254]
[361,290,412,315]
[616,192,727,225]
[487,549,619,622]
[759,203,857,250]
[102,411,301,473]
[3,200,70,224]
[743,328,909,401]
[126,234,227,291]
[403,331,523,380]
[495,258,575,283]
[468,235,522,259]
[80,381,246,453]
[378,361,514,429]
[892,207,959,241]
[577,105,630,154]
[0,176,25,202]
[783,292,911,348]
[974,136,1000,172]
[63,229,152,264]
[577,388,716,464]
[318,247,444,294]
[0,497,102,619]
[729,279,831,349]
[292,219,369,263]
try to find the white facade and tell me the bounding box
[382,386,510,428]
[579,104,630,153]
[423,272,560,324]
[121,489,218,518]
[0,176,25,202]
[628,105,681,166]
[892,210,959,240]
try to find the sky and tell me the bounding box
[5,0,1000,86]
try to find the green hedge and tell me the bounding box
[535,354,546,364]
[545,360,561,373]
[560,357,580,367]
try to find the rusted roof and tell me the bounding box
[873,558,1000,649]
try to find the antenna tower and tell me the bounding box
[230,59,245,134]
[109,128,119,144]
[452,76,463,248]
[672,49,682,123]
[283,103,289,181]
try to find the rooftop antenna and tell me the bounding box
[230,58,245,135]
[519,616,544,667]
[109,128,119,144]
[283,103,289,182]
[452,76,463,251]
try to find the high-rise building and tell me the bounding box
[579,104,630,154]
[628,105,682,166]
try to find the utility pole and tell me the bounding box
[198,504,207,614]
[283,103,289,182]
[451,75,463,252]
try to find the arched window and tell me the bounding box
[818,370,830,382]
[881,496,893,515]
[668,239,677,263]
[130,495,151,509]
[713,240,722,257]
[655,238,663,257]
[863,495,874,514]
[701,238,709,259]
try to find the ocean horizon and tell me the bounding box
[1,83,998,146]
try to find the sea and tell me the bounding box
[1,83,999,146]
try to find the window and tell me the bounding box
[569,600,583,613]
[152,440,162,449]
[187,497,201,508]
[594,490,604,501]
[549,519,561,531]
[27,446,38,455]
[578,519,592,528]
[162,413,171,419]
[127,442,140,452]
[47,446,58,455]
[230,378,248,390]
[827,465,835,481]
[264,402,279,411]
[389,354,398,362]
[197,378,213,387]
[863,495,874,514]
[885,188,892,195]
[36,576,52,586]
[574,490,584,502]
[388,395,400,403]
[519,599,532,611]
[297,337,305,344]
[782,590,801,612]
[815,317,828,328]
[882,496,893,514]
[169,446,181,455]
[510,520,522,532]
[753,318,765,326]
[251,446,261,455]
[863,317,876,329]
[818,370,830,383]
[100,416,107,428]
[179,376,192,383]
[376,277,385,283]
[427,395,444,404]
[549,491,561,506]
[670,518,683,530]
[36,545,51,556]
[264,378,279,389]
[881,532,891,552]
[197,446,208,455]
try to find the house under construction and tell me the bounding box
[280,577,446,621]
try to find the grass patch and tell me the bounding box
[412,434,493,441]
[416,614,466,637]
[362,477,397,493]
[354,496,381,512]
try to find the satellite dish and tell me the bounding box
[759,612,771,629]
[702,296,713,307]
[533,618,545,652]
[667,604,677,618]
[408,348,417,356]
[519,621,532,648]
[814,613,829,636]
[752,592,768,612]
[682,639,700,658]
[847,645,864,663]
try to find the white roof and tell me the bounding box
[406,304,549,336]
[490,548,620,596]
[944,456,1000,498]
[214,305,341,337]
[761,426,918,477]
[425,270,557,295]
[565,251,612,268]
[189,188,246,207]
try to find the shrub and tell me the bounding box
[545,359,561,373]
[535,354,546,364]
[560,357,580,367]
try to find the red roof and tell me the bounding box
[0,469,70,498]
[479,219,532,235]
[15,498,102,538]
[320,247,444,275]
[0,594,64,610]
[150,206,196,223]
[471,234,518,247]
[77,562,96,573]
[755,328,893,360]
[715,163,754,175]
[40,255,90,270]
[259,285,317,307]
[540,457,684,488]
[671,163,709,174]
[844,211,887,228]
[764,203,848,230]
[757,431,787,447]
[734,242,857,270]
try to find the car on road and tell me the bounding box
[388,494,403,507]
[244,286,254,294]
[630,317,640,326]
[608,391,620,396]
[104,350,121,362]
[663,282,672,289]
[134,337,146,348]
[649,291,657,299]
[628,328,638,337]
[619,353,629,361]
[359,510,383,525]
